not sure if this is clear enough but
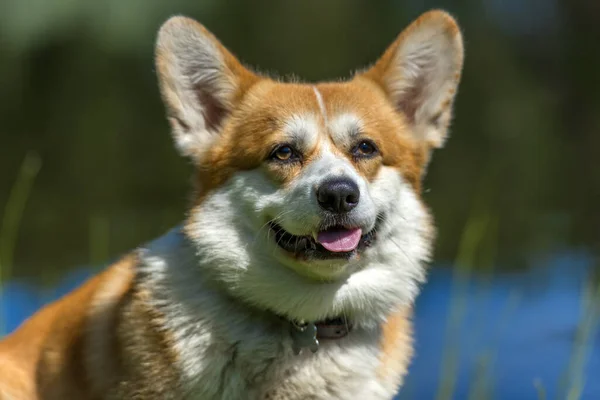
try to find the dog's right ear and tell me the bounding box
[156,17,260,161]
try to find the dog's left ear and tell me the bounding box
[361,10,464,150]
[155,16,260,162]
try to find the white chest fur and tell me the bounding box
[138,229,401,400]
[182,322,393,400]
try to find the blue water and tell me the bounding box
[2,252,598,399]
[401,251,600,400]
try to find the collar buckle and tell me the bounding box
[290,320,319,355]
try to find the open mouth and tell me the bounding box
[268,221,378,260]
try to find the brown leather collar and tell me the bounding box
[315,317,353,340]
[282,314,354,355]
[288,316,353,355]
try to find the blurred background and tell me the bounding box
[0,0,599,399]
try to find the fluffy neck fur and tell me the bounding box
[135,226,418,398]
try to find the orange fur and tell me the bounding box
[378,307,414,389]
[0,255,136,399]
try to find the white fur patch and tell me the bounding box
[328,113,363,149]
[312,86,328,124]
[283,114,320,153]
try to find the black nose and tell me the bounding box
[316,178,360,213]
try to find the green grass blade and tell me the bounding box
[0,151,42,335]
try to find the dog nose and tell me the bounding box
[316,178,360,213]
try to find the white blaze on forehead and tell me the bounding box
[312,86,328,124]
[329,113,363,149]
[283,114,319,151]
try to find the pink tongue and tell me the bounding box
[317,228,363,253]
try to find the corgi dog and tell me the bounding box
[0,9,463,400]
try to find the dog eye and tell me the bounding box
[352,140,378,157]
[270,145,297,162]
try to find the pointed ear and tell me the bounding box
[155,16,260,161]
[361,10,464,149]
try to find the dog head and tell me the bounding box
[155,10,463,324]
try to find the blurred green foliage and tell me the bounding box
[0,0,599,280]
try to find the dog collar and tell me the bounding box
[289,317,353,355]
